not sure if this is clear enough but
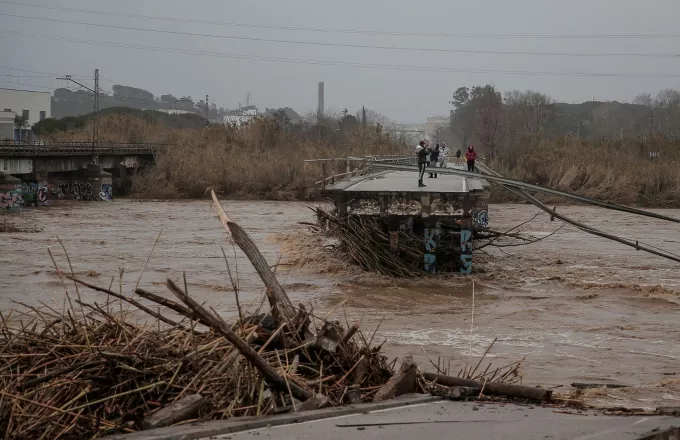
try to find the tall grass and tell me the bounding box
[488,136,680,207]
[48,114,408,199]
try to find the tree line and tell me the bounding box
[449,85,680,159]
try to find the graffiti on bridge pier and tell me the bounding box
[473,210,489,230]
[424,225,441,273]
[56,182,93,200]
[99,184,112,201]
[460,229,473,274]
[0,188,23,212]
[20,182,49,206]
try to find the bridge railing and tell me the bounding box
[0,141,166,156]
[304,155,415,187]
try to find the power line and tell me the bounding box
[0,79,54,90]
[3,28,680,78]
[2,0,680,40]
[0,64,88,78]
[1,12,677,58]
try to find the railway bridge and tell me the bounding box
[0,141,160,210]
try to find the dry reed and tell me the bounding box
[489,136,680,207]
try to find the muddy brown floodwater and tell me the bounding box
[2,200,680,397]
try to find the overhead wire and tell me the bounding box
[1,12,677,58]
[2,29,680,78]
[1,0,680,40]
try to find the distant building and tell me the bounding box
[0,88,51,140]
[153,109,196,116]
[223,108,258,127]
[425,115,450,143]
[0,111,15,140]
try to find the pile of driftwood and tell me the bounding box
[314,207,427,277]
[0,191,551,439]
[313,208,562,277]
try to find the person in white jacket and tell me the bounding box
[438,142,449,169]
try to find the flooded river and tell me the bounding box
[2,200,680,395]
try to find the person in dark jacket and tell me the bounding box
[465,144,477,172]
[415,140,430,187]
[428,144,440,178]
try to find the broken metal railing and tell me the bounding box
[304,155,414,188]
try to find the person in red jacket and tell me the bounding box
[465,144,477,172]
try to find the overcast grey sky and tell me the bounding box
[1,0,680,122]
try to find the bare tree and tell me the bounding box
[504,90,555,137]
[355,108,389,127]
[470,85,506,159]
[656,88,680,137]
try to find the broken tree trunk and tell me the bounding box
[142,394,207,430]
[210,189,295,321]
[423,372,552,401]
[373,355,417,402]
[165,279,313,402]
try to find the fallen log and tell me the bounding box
[211,189,295,321]
[423,372,552,401]
[142,394,207,430]
[374,356,417,402]
[571,383,629,390]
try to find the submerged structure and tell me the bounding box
[310,157,489,274]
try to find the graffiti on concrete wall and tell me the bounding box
[99,184,112,201]
[56,182,93,200]
[473,203,489,230]
[20,182,49,206]
[424,226,440,273]
[473,210,489,230]
[460,229,473,274]
[0,188,23,212]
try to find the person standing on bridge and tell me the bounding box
[415,140,430,187]
[428,144,440,178]
[465,144,477,172]
[439,142,449,170]
[455,148,462,165]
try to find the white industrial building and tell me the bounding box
[0,88,52,140]
[223,108,258,127]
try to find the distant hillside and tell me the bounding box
[51,85,302,124]
[34,107,208,136]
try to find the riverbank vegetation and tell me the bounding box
[42,97,680,206]
[486,136,680,207]
[450,85,680,207]
[46,112,407,199]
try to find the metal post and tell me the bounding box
[205,95,209,126]
[92,68,99,159]
[331,158,335,184]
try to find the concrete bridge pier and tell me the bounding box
[0,171,23,212]
[52,164,113,201]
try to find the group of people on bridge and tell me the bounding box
[415,141,477,187]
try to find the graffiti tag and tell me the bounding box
[424,227,440,273]
[460,229,473,274]
[99,184,112,202]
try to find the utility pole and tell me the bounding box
[93,68,99,158]
[58,68,100,162]
[576,121,580,140]
[246,92,251,107]
[650,108,654,137]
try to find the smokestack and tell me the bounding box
[317,81,324,122]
